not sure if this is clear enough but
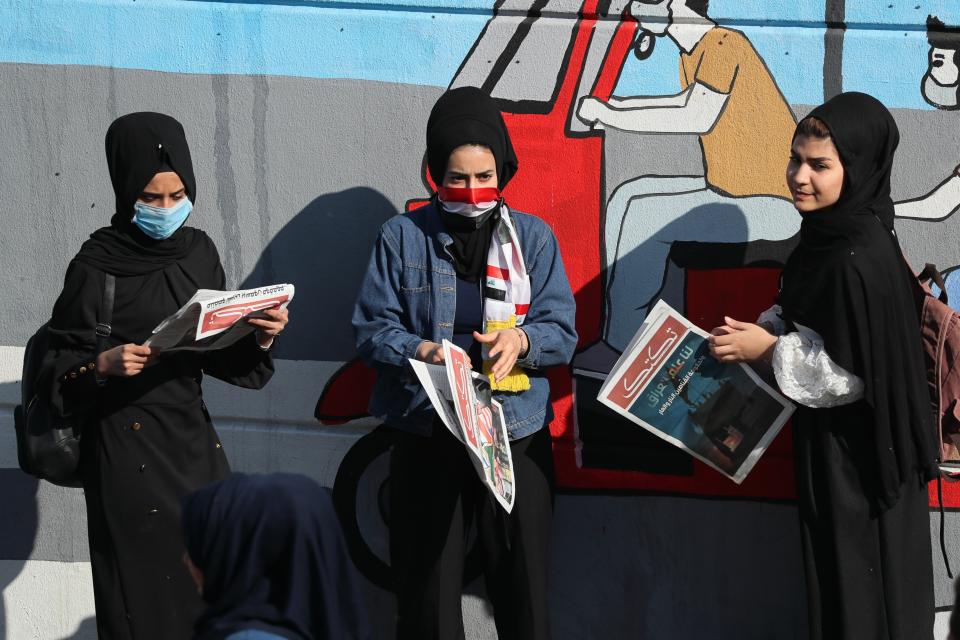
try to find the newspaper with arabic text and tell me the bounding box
[409,340,516,512]
[144,284,294,352]
[597,300,794,484]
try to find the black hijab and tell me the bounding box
[74,112,203,277]
[182,473,370,640]
[779,92,938,510]
[426,87,519,281]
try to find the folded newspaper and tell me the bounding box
[409,340,516,512]
[597,300,794,484]
[940,435,960,478]
[144,284,294,352]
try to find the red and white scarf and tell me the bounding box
[482,205,531,391]
[438,188,532,391]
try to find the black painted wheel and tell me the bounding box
[332,424,483,590]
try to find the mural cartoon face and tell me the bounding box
[786,134,845,213]
[930,48,960,86]
[628,0,685,60]
[629,0,672,37]
[924,47,960,109]
[923,15,960,110]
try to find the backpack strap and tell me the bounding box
[918,263,949,304]
[939,476,955,579]
[95,273,116,355]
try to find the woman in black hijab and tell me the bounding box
[41,112,288,639]
[181,473,370,640]
[353,87,577,639]
[709,92,937,638]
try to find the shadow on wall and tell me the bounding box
[0,467,38,640]
[58,617,97,640]
[320,197,809,636]
[573,198,798,476]
[240,187,399,362]
[0,378,95,640]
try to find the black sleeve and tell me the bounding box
[201,333,276,389]
[39,261,105,417]
[199,252,276,389]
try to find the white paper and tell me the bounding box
[406,340,516,512]
[597,300,794,484]
[144,284,294,352]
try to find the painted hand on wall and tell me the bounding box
[895,15,960,222]
[576,84,728,135]
[894,164,960,221]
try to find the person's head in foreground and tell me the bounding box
[181,473,370,640]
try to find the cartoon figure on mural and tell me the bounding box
[322,2,960,551]
[895,14,960,298]
[922,15,960,110]
[895,16,960,221]
[576,0,800,355]
[305,4,960,601]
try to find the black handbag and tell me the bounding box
[14,273,115,487]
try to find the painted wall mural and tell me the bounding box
[5,0,960,637]
[321,0,960,509]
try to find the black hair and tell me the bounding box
[687,0,709,18]
[927,15,960,50]
[794,116,832,140]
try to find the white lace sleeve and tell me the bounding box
[772,323,864,408]
[756,304,786,336]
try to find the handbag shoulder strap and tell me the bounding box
[918,263,950,304]
[95,273,116,354]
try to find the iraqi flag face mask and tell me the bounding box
[437,186,501,219]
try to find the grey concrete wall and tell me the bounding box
[6,0,960,638]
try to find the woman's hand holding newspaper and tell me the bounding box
[708,317,777,363]
[247,307,289,348]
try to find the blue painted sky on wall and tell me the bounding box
[2,0,489,85]
[2,0,958,110]
[843,2,960,110]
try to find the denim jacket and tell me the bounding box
[352,202,577,439]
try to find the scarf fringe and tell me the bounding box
[483,316,531,392]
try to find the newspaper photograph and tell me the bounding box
[598,300,794,484]
[408,358,464,444]
[408,340,515,512]
[144,284,294,352]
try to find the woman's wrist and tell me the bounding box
[416,340,441,362]
[255,330,275,350]
[761,334,779,363]
[95,351,110,381]
[513,327,529,358]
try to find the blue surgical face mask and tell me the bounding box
[131,197,192,240]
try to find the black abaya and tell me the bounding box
[47,240,273,640]
[778,93,938,639]
[40,112,275,639]
[794,406,934,640]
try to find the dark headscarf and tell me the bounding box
[74,112,202,277]
[426,86,518,189]
[779,92,938,511]
[182,473,370,640]
[426,87,519,281]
